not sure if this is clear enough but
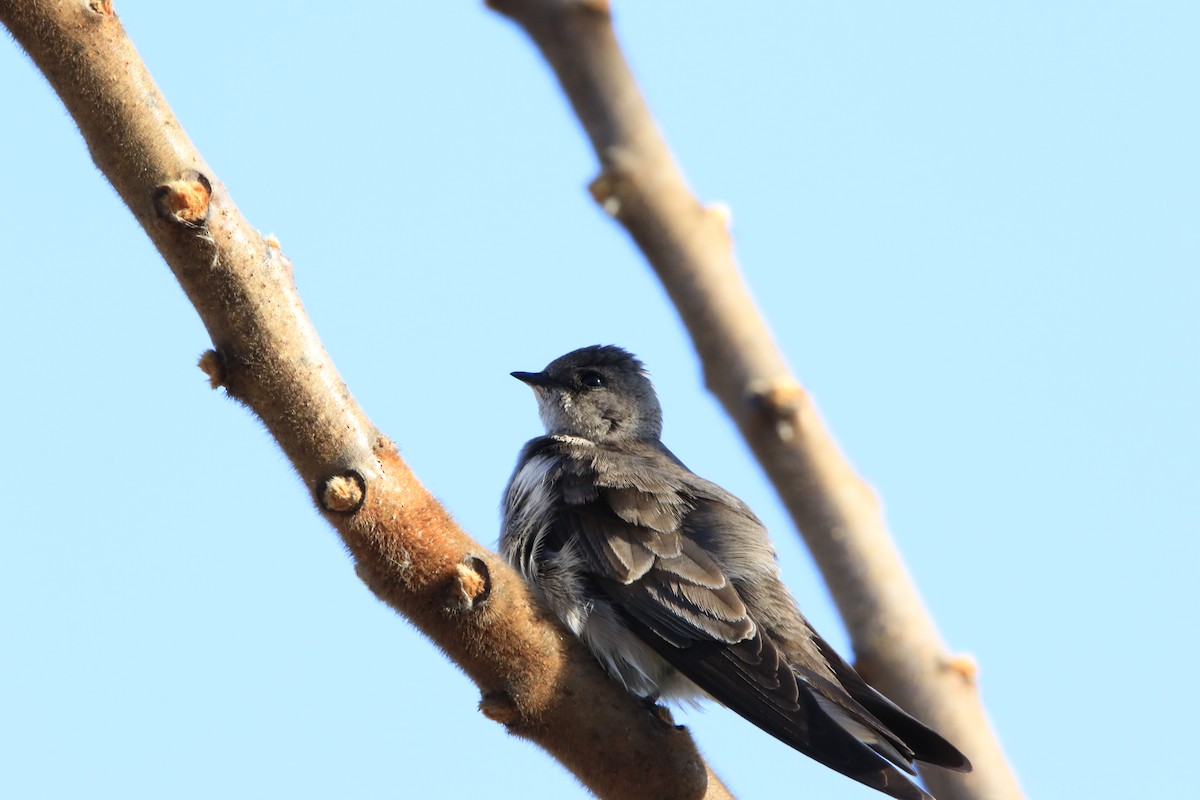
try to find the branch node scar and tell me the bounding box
[479,691,519,727]
[317,470,366,514]
[196,349,225,390]
[447,555,492,613]
[588,172,622,217]
[152,171,212,227]
[706,201,733,232]
[575,0,613,17]
[747,377,807,441]
[944,652,980,684]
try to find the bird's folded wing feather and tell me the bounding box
[549,440,938,800]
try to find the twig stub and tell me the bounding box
[747,376,807,442]
[196,349,224,390]
[152,171,211,227]
[479,690,520,726]
[317,470,366,514]
[85,0,114,17]
[447,555,492,612]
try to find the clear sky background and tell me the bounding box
[2,3,1196,799]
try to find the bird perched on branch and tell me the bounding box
[501,345,970,800]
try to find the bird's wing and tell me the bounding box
[550,440,940,800]
[811,631,973,773]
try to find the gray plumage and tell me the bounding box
[501,345,970,800]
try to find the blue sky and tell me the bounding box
[1,3,1196,798]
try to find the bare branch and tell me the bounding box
[0,2,733,798]
[487,1,1024,798]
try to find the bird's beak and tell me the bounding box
[511,370,559,388]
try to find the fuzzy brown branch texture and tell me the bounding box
[0,2,733,798]
[487,1,1024,799]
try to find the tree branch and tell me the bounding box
[0,2,733,798]
[487,1,1024,798]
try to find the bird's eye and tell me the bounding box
[579,370,606,388]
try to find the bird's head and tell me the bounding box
[512,345,663,443]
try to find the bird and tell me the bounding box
[500,345,971,800]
